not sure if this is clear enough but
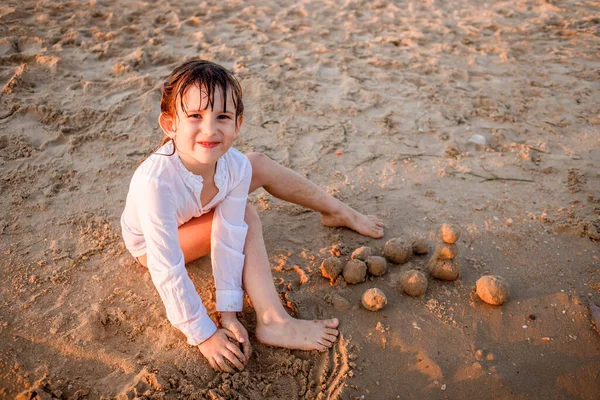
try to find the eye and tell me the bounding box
[218,114,232,120]
[189,113,202,119]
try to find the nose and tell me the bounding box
[201,116,217,136]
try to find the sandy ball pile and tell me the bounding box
[440,223,460,244]
[366,256,387,277]
[351,246,372,261]
[400,270,428,297]
[383,238,412,264]
[428,259,460,281]
[476,275,510,305]
[343,259,367,284]
[361,288,387,311]
[411,237,430,255]
[433,243,457,260]
[320,257,343,282]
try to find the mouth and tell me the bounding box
[197,141,220,149]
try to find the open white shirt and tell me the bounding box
[120,141,251,345]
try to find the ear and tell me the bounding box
[158,113,177,139]
[236,115,244,133]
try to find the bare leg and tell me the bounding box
[137,206,339,351]
[246,152,384,238]
[243,204,339,351]
[135,210,214,267]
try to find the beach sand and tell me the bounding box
[1,0,599,398]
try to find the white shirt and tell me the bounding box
[120,141,251,345]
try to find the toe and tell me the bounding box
[325,328,339,336]
[318,338,334,348]
[323,333,338,343]
[325,318,339,328]
[316,343,328,352]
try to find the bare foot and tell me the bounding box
[321,205,384,238]
[256,316,340,351]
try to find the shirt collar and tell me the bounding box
[165,141,227,193]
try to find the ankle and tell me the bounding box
[258,309,290,326]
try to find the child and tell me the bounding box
[121,60,384,373]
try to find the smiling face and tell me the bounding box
[161,84,242,176]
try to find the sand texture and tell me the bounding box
[1,0,600,398]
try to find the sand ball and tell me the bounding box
[343,259,367,284]
[361,288,387,311]
[366,256,387,277]
[351,246,372,261]
[411,237,430,255]
[428,259,460,281]
[476,275,510,305]
[400,270,428,297]
[383,238,412,264]
[440,223,460,244]
[433,243,457,260]
[320,257,343,282]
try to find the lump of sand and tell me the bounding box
[361,288,387,311]
[440,223,460,244]
[400,270,428,297]
[383,238,412,264]
[476,275,510,305]
[351,246,372,261]
[411,237,430,255]
[366,256,387,277]
[343,259,367,284]
[433,243,457,260]
[428,259,460,281]
[320,257,343,283]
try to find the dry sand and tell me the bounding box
[1,0,599,398]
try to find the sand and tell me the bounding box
[1,0,600,398]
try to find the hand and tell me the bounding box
[220,312,252,362]
[197,329,247,373]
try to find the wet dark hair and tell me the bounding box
[155,59,244,153]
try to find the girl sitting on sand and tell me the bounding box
[120,59,384,372]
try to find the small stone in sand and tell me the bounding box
[383,238,412,264]
[428,258,460,281]
[476,275,510,305]
[351,246,372,261]
[320,257,343,283]
[400,270,428,297]
[440,223,460,244]
[411,237,430,255]
[343,259,367,284]
[433,243,457,260]
[361,288,387,311]
[366,256,387,277]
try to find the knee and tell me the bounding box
[244,203,261,227]
[246,152,272,181]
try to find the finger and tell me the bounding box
[224,348,245,371]
[208,357,219,371]
[216,356,235,374]
[226,341,246,364]
[237,326,249,343]
[230,326,246,343]
[223,329,237,340]
[242,340,253,361]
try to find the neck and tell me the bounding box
[178,152,217,180]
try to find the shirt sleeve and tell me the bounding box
[210,157,252,312]
[136,177,217,346]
